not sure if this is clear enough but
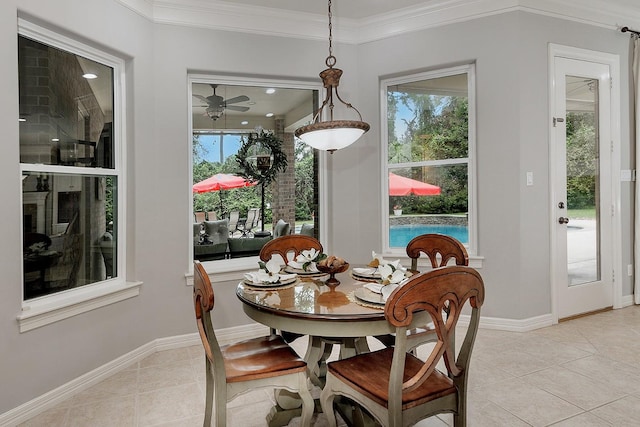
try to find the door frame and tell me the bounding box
[548,44,622,323]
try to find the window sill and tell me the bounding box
[185,257,258,286]
[381,252,484,269]
[17,280,143,333]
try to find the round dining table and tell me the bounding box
[236,270,395,377]
[237,270,396,426]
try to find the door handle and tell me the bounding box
[558,217,569,224]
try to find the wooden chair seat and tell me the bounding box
[222,335,306,383]
[328,347,455,409]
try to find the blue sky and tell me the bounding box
[199,134,243,163]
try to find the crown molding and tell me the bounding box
[115,0,640,44]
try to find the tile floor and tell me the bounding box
[17,305,640,426]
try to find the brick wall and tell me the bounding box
[271,118,296,232]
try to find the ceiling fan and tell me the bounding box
[193,84,250,120]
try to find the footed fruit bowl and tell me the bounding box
[316,256,349,287]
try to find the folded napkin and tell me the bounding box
[287,260,319,272]
[363,283,384,293]
[288,248,321,272]
[364,282,399,302]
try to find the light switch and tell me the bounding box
[526,172,533,186]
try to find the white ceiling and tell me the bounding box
[218,0,434,20]
[120,0,640,44]
[192,83,314,131]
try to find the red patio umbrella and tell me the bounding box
[193,173,257,218]
[192,173,256,194]
[389,172,441,196]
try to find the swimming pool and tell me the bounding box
[389,224,468,247]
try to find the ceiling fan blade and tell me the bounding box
[223,95,250,105]
[225,105,250,112]
[193,95,208,103]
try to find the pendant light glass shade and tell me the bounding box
[294,0,369,153]
[295,120,369,152]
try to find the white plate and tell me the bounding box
[243,274,298,287]
[352,267,381,279]
[354,287,385,305]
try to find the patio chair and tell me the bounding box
[320,266,485,427]
[227,211,241,236]
[241,208,259,236]
[193,261,313,427]
[194,211,206,223]
[206,211,217,221]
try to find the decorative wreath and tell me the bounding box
[236,130,288,185]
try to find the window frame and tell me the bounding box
[187,74,327,278]
[17,19,139,332]
[381,64,478,257]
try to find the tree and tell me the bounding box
[566,112,596,209]
[388,91,469,215]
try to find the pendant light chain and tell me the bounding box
[326,0,336,68]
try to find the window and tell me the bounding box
[382,65,476,254]
[190,78,320,265]
[18,21,134,331]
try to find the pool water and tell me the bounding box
[390,224,468,247]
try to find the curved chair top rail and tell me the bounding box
[405,233,469,271]
[259,234,323,263]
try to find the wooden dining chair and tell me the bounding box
[320,266,485,427]
[376,233,469,350]
[259,234,323,265]
[193,261,314,427]
[406,233,469,273]
[259,235,335,377]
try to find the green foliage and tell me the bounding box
[294,141,315,220]
[236,130,288,185]
[566,112,596,209]
[193,135,262,218]
[387,90,469,215]
[193,133,314,223]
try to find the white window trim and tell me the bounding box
[18,20,132,331]
[380,64,478,257]
[186,74,326,279]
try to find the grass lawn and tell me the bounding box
[568,208,596,219]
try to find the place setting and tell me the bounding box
[283,248,332,278]
[350,252,412,308]
[242,258,299,289]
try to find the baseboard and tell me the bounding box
[458,313,554,332]
[0,323,267,427]
[621,294,635,307]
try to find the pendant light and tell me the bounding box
[294,0,370,153]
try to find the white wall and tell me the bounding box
[0,0,634,416]
[341,11,632,320]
